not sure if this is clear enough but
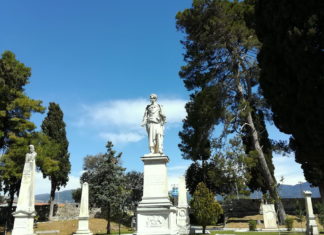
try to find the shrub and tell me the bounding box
[316,203,324,227]
[248,220,257,231]
[285,217,294,231]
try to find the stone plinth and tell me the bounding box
[177,176,190,234]
[136,154,178,235]
[304,191,319,235]
[262,204,277,229]
[75,183,93,235]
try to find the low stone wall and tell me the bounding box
[55,203,101,220]
[221,198,322,217]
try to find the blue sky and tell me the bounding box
[0,1,305,194]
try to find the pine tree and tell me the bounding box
[0,51,44,229]
[81,141,127,234]
[41,102,71,220]
[191,182,223,234]
[176,0,286,223]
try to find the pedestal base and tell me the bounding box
[74,217,93,235]
[11,211,36,235]
[136,205,178,235]
[135,154,178,235]
[306,216,319,235]
[176,207,190,235]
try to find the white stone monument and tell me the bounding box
[304,191,319,235]
[12,145,37,235]
[136,94,178,235]
[262,204,277,229]
[176,176,190,234]
[75,182,93,235]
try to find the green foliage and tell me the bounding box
[190,182,223,234]
[179,85,225,161]
[0,51,44,213]
[285,217,294,231]
[295,200,305,224]
[316,203,324,227]
[254,0,324,197]
[124,171,143,212]
[248,220,257,231]
[0,50,45,188]
[41,102,71,189]
[81,141,128,234]
[72,188,82,203]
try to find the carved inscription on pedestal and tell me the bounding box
[145,215,166,228]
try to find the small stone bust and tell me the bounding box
[25,145,37,162]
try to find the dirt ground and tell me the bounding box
[1,215,323,234]
[1,218,134,235]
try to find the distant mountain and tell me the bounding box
[35,182,320,203]
[250,182,320,199]
[36,189,75,203]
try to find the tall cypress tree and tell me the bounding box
[254,0,324,202]
[0,51,44,229]
[41,102,71,220]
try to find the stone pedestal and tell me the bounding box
[75,183,93,235]
[304,191,319,235]
[136,154,178,235]
[262,204,277,229]
[177,176,190,234]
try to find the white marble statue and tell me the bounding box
[142,94,166,154]
[12,145,37,235]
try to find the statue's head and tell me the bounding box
[29,145,35,153]
[150,94,158,103]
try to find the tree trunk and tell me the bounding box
[235,77,286,224]
[319,183,324,204]
[49,181,56,221]
[202,225,206,234]
[106,203,111,235]
[246,111,286,224]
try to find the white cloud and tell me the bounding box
[168,165,189,171]
[99,132,145,144]
[273,155,306,185]
[75,98,186,144]
[35,172,81,195]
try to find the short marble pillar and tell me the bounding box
[176,176,190,234]
[12,145,36,235]
[136,154,178,235]
[75,182,93,235]
[304,191,319,235]
[262,204,277,229]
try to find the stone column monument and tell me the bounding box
[176,176,190,234]
[12,145,37,235]
[304,191,319,235]
[136,94,178,235]
[75,182,93,235]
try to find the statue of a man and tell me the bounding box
[142,94,166,154]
